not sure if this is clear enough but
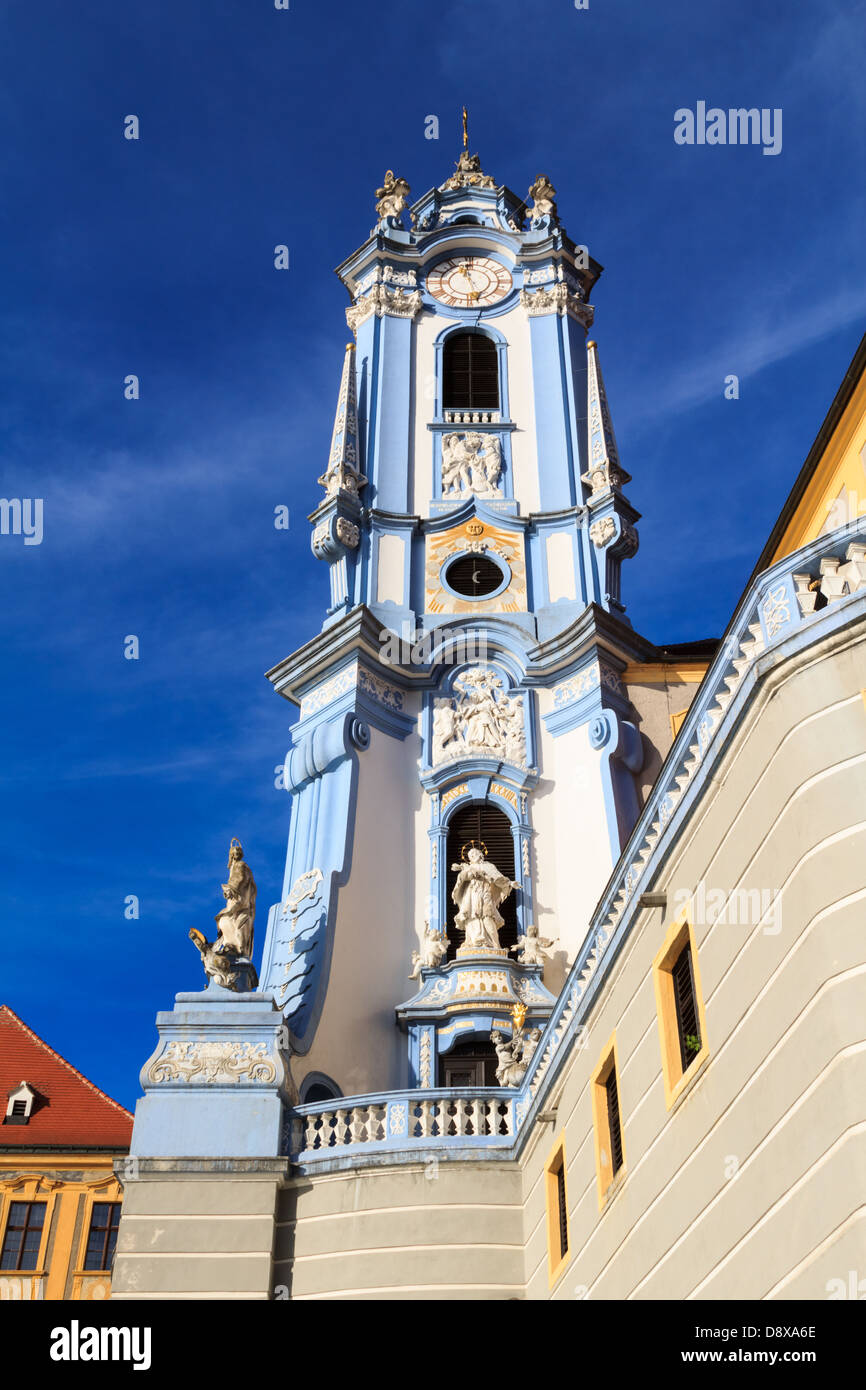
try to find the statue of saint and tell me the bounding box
[527,174,558,224]
[463,686,504,751]
[214,839,256,957]
[190,839,258,991]
[451,846,519,952]
[375,170,411,224]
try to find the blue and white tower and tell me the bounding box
[260,136,650,1100]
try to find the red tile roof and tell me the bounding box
[0,1006,132,1149]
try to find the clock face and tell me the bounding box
[427,256,513,308]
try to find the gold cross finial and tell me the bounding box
[462,105,469,150]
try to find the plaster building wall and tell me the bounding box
[112,1163,284,1301]
[532,694,620,967]
[521,617,866,1299]
[295,720,424,1099]
[274,1161,524,1300]
[625,665,708,806]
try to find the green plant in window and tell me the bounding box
[684,1033,702,1057]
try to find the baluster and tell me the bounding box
[468,1096,482,1136]
[303,1114,318,1152]
[349,1107,365,1145]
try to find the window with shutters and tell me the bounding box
[591,1033,627,1208]
[442,331,499,410]
[544,1134,571,1286]
[445,802,518,960]
[653,912,710,1108]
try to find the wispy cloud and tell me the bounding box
[623,286,866,432]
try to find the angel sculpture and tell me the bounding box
[490,1025,543,1086]
[512,921,556,967]
[409,921,448,980]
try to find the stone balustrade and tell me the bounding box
[443,409,500,425]
[294,1089,515,1159]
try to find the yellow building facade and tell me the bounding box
[0,1006,132,1301]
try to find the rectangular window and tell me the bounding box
[83,1202,122,1271]
[0,1201,46,1271]
[605,1068,624,1176]
[544,1135,571,1286]
[671,942,701,1072]
[591,1034,627,1208]
[653,912,710,1108]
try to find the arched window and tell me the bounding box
[299,1073,342,1105]
[442,331,499,410]
[445,802,517,960]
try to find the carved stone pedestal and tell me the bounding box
[128,988,293,1159]
[111,988,294,1300]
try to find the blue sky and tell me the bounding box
[2,0,864,1109]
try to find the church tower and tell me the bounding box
[259,125,650,1101]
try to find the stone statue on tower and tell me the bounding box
[189,839,258,991]
[451,846,519,953]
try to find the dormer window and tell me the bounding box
[4,1082,37,1125]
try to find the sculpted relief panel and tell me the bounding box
[441,432,503,499]
[432,667,527,769]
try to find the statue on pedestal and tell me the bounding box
[190,839,259,991]
[451,845,519,953]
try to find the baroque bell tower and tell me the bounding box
[259,123,647,1100]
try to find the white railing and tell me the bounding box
[443,409,500,425]
[293,1089,514,1158]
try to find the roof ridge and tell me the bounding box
[0,1005,133,1120]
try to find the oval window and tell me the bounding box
[444,553,504,598]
